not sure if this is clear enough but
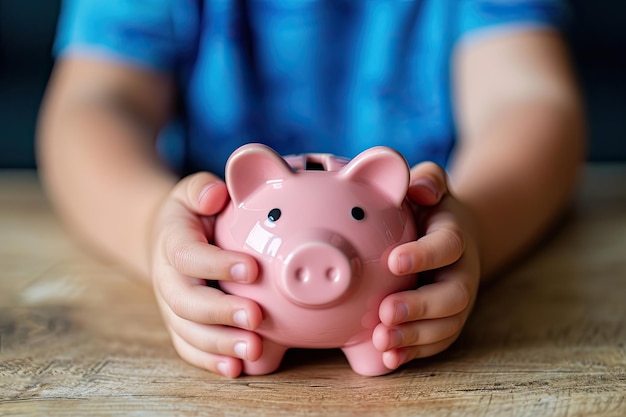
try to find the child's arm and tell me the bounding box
[451,29,584,277]
[37,57,263,377]
[374,29,584,369]
[38,58,176,278]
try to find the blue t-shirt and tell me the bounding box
[54,0,565,175]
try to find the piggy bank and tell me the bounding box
[214,143,418,376]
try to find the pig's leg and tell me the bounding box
[242,338,288,375]
[341,340,391,376]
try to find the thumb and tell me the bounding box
[172,172,229,216]
[408,162,449,206]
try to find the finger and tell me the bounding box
[382,334,459,370]
[372,313,465,351]
[172,172,230,216]
[157,182,259,282]
[388,221,464,275]
[156,271,263,329]
[379,277,473,326]
[168,315,263,362]
[407,162,448,206]
[170,330,243,378]
[164,232,258,282]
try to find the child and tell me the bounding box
[37,0,584,377]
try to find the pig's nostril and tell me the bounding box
[295,267,310,283]
[325,267,340,282]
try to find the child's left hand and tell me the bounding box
[373,162,481,370]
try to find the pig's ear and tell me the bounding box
[225,143,295,206]
[340,147,410,207]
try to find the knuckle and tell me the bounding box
[218,337,238,356]
[205,293,235,326]
[201,333,221,355]
[416,244,435,271]
[195,352,221,374]
[171,333,188,357]
[168,239,195,273]
[443,226,465,261]
[412,296,428,320]
[404,328,420,347]
[452,314,466,334]
[452,280,472,312]
[163,286,189,319]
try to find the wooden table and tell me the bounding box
[1,166,625,417]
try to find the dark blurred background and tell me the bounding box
[1,0,625,169]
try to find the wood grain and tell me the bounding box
[0,166,625,417]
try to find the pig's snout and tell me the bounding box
[279,232,358,307]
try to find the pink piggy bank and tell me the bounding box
[214,143,418,376]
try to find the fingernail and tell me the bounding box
[388,329,403,349]
[233,310,249,329]
[410,178,439,200]
[384,349,409,370]
[198,183,219,204]
[234,342,248,360]
[394,302,409,324]
[217,361,230,376]
[397,253,414,275]
[230,263,249,282]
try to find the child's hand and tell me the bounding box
[373,162,481,370]
[150,173,264,378]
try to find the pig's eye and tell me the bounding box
[267,208,282,222]
[351,207,365,221]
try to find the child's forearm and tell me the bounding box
[37,59,177,281]
[450,30,585,279]
[449,99,584,279]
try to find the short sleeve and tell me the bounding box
[54,0,200,72]
[457,0,568,40]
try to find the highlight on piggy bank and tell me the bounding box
[214,143,418,376]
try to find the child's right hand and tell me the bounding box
[150,172,264,377]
